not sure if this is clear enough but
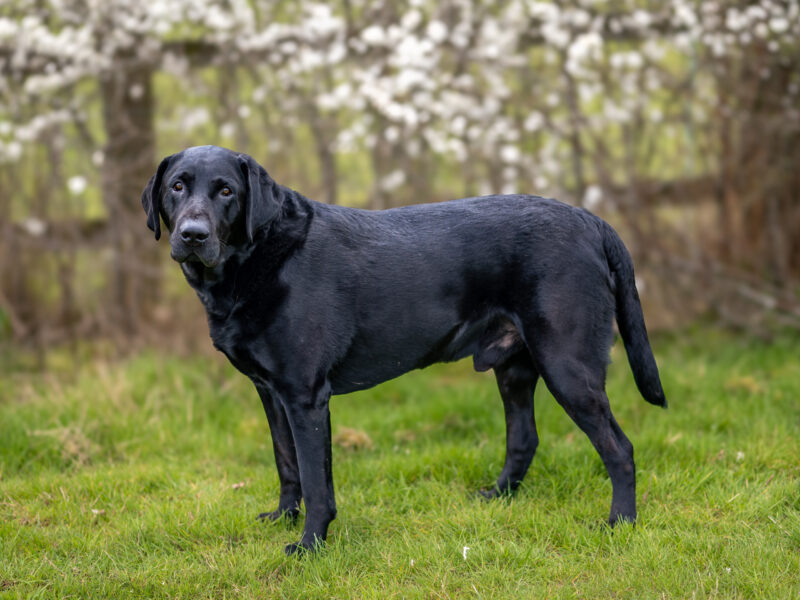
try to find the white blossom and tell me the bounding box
[501,145,521,164]
[426,21,448,44]
[21,218,46,236]
[67,175,88,195]
[306,3,342,38]
[566,31,603,75]
[0,140,22,162]
[524,112,544,132]
[252,86,267,103]
[401,10,422,31]
[630,10,652,29]
[219,122,236,138]
[541,22,571,49]
[583,185,603,210]
[380,169,406,191]
[129,84,145,100]
[384,126,400,143]
[361,25,385,46]
[769,17,789,34]
[181,107,211,130]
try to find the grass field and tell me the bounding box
[1,331,799,598]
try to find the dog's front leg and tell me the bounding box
[255,384,302,522]
[278,380,336,556]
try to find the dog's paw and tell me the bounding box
[284,540,323,557]
[477,485,516,501]
[477,488,500,500]
[257,507,300,523]
[284,542,308,556]
[608,513,636,528]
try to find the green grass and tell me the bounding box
[1,332,799,598]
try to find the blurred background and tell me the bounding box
[1,0,799,365]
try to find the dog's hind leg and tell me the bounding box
[255,384,302,522]
[529,323,637,525]
[480,351,540,498]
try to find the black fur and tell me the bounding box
[142,145,667,555]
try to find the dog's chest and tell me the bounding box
[206,308,259,374]
[197,265,290,380]
[208,314,237,353]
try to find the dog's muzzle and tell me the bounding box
[170,217,220,267]
[179,218,210,247]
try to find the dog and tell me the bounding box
[141,145,666,555]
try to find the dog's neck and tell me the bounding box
[181,186,314,320]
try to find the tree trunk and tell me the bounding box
[99,61,159,336]
[306,100,338,205]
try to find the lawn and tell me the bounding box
[1,331,798,598]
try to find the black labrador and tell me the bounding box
[141,145,666,555]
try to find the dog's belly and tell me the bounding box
[328,315,494,394]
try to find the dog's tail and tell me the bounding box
[601,221,667,408]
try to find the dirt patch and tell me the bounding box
[333,427,373,451]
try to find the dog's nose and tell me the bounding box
[179,220,210,246]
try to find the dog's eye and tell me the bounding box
[221,187,232,197]
[172,182,183,192]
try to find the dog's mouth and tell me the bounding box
[170,246,221,268]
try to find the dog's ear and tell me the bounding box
[238,153,281,242]
[141,154,173,241]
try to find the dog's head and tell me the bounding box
[141,145,280,268]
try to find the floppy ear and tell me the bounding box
[237,153,281,242]
[141,154,173,241]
